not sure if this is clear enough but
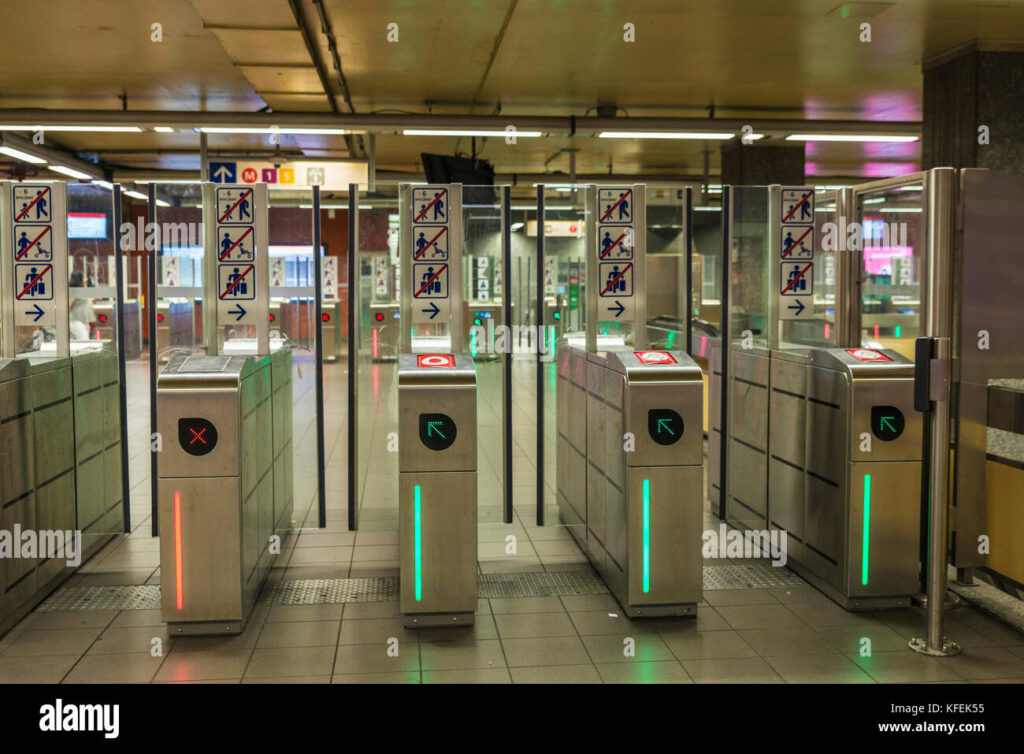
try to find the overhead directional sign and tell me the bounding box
[208,183,267,329]
[598,187,633,224]
[5,182,66,334]
[209,162,236,183]
[778,186,816,321]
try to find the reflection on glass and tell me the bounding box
[728,187,771,349]
[855,186,923,360]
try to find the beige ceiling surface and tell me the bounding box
[1,0,1023,180]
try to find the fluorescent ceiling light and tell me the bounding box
[511,204,574,210]
[199,127,348,135]
[135,179,198,184]
[403,129,543,137]
[154,127,175,133]
[878,207,922,213]
[0,145,47,164]
[0,125,142,133]
[510,222,525,231]
[155,199,170,207]
[123,190,148,201]
[49,165,93,180]
[786,134,919,143]
[862,197,886,204]
[92,180,114,190]
[599,131,736,140]
[694,206,722,211]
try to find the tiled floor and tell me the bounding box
[2,355,1023,684]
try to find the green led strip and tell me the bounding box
[414,484,423,601]
[861,474,871,586]
[643,479,651,594]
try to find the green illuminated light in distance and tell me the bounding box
[643,479,651,594]
[414,484,423,601]
[895,326,901,338]
[861,474,871,586]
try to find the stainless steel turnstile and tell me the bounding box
[321,299,342,362]
[558,345,704,617]
[156,350,293,634]
[370,302,400,361]
[398,353,477,627]
[776,347,922,608]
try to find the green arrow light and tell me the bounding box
[656,418,675,435]
[880,416,895,433]
[427,421,446,439]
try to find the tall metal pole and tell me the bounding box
[536,186,545,526]
[910,167,960,657]
[346,184,359,531]
[147,182,159,536]
[112,185,131,533]
[717,187,731,520]
[501,185,513,524]
[312,185,326,528]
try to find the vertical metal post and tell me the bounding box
[501,185,513,524]
[536,186,545,526]
[449,184,465,353]
[910,167,959,657]
[148,183,159,535]
[834,187,857,347]
[717,187,731,520]
[399,184,411,354]
[112,185,131,532]
[347,184,359,531]
[201,183,217,355]
[633,184,648,350]
[199,132,209,182]
[584,188,597,353]
[312,185,326,528]
[683,186,694,354]
[368,134,376,193]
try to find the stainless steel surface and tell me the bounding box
[834,187,857,347]
[557,343,703,616]
[397,351,477,625]
[156,348,292,633]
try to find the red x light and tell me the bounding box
[178,418,218,456]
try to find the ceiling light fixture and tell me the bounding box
[599,131,737,140]
[403,129,543,137]
[123,190,149,201]
[199,127,349,135]
[0,145,47,164]
[49,165,93,180]
[0,125,142,133]
[786,134,919,143]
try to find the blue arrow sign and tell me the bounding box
[26,303,44,322]
[607,300,625,318]
[787,299,806,316]
[210,162,236,183]
[228,304,247,321]
[422,301,440,319]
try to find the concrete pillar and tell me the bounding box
[720,142,804,186]
[923,43,1024,174]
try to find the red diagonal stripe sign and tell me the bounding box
[218,189,253,223]
[781,226,813,258]
[415,263,448,298]
[15,226,52,260]
[15,187,50,221]
[782,191,813,223]
[600,230,630,259]
[17,264,52,299]
[414,226,448,260]
[219,226,254,261]
[414,189,447,222]
[781,263,813,294]
[600,189,631,222]
[220,265,254,299]
[601,262,632,296]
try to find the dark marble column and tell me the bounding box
[720,142,805,186]
[923,43,1024,174]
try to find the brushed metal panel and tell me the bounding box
[2,494,36,594]
[728,439,766,523]
[76,454,105,532]
[1,414,32,505]
[156,388,240,480]
[846,462,920,598]
[804,473,843,583]
[34,471,76,585]
[398,384,477,473]
[399,472,477,615]
[73,388,104,463]
[586,463,606,557]
[769,457,804,539]
[769,389,805,466]
[627,466,702,606]
[159,476,243,624]
[626,380,702,467]
[850,378,921,463]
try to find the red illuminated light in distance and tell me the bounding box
[174,490,184,610]
[156,314,164,323]
[375,312,384,322]
[98,314,108,323]
[322,313,330,322]
[268,314,275,322]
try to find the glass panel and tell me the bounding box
[67,183,118,351]
[644,185,687,350]
[855,183,924,360]
[356,186,400,534]
[154,182,203,361]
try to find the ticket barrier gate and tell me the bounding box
[94,300,142,359]
[321,299,342,362]
[0,343,124,634]
[398,353,477,627]
[157,349,293,634]
[370,302,400,361]
[557,345,703,617]
[764,348,922,609]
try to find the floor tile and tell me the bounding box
[338,617,419,646]
[63,653,164,684]
[495,612,576,639]
[848,650,961,683]
[332,671,421,684]
[88,625,176,655]
[703,589,780,607]
[256,620,340,648]
[937,646,1024,680]
[681,657,784,684]
[0,654,79,683]
[1,627,103,657]
[568,610,660,636]
[18,610,119,630]
[582,634,675,664]
[596,661,692,684]
[155,648,253,682]
[716,604,806,631]
[662,630,758,660]
[245,646,337,679]
[510,664,601,684]
[264,604,345,623]
[815,624,915,654]
[738,627,835,656]
[501,636,591,667]
[334,643,420,674]
[765,654,875,684]
[489,596,566,614]
[419,639,506,671]
[422,667,511,683]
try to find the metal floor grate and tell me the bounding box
[36,562,804,611]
